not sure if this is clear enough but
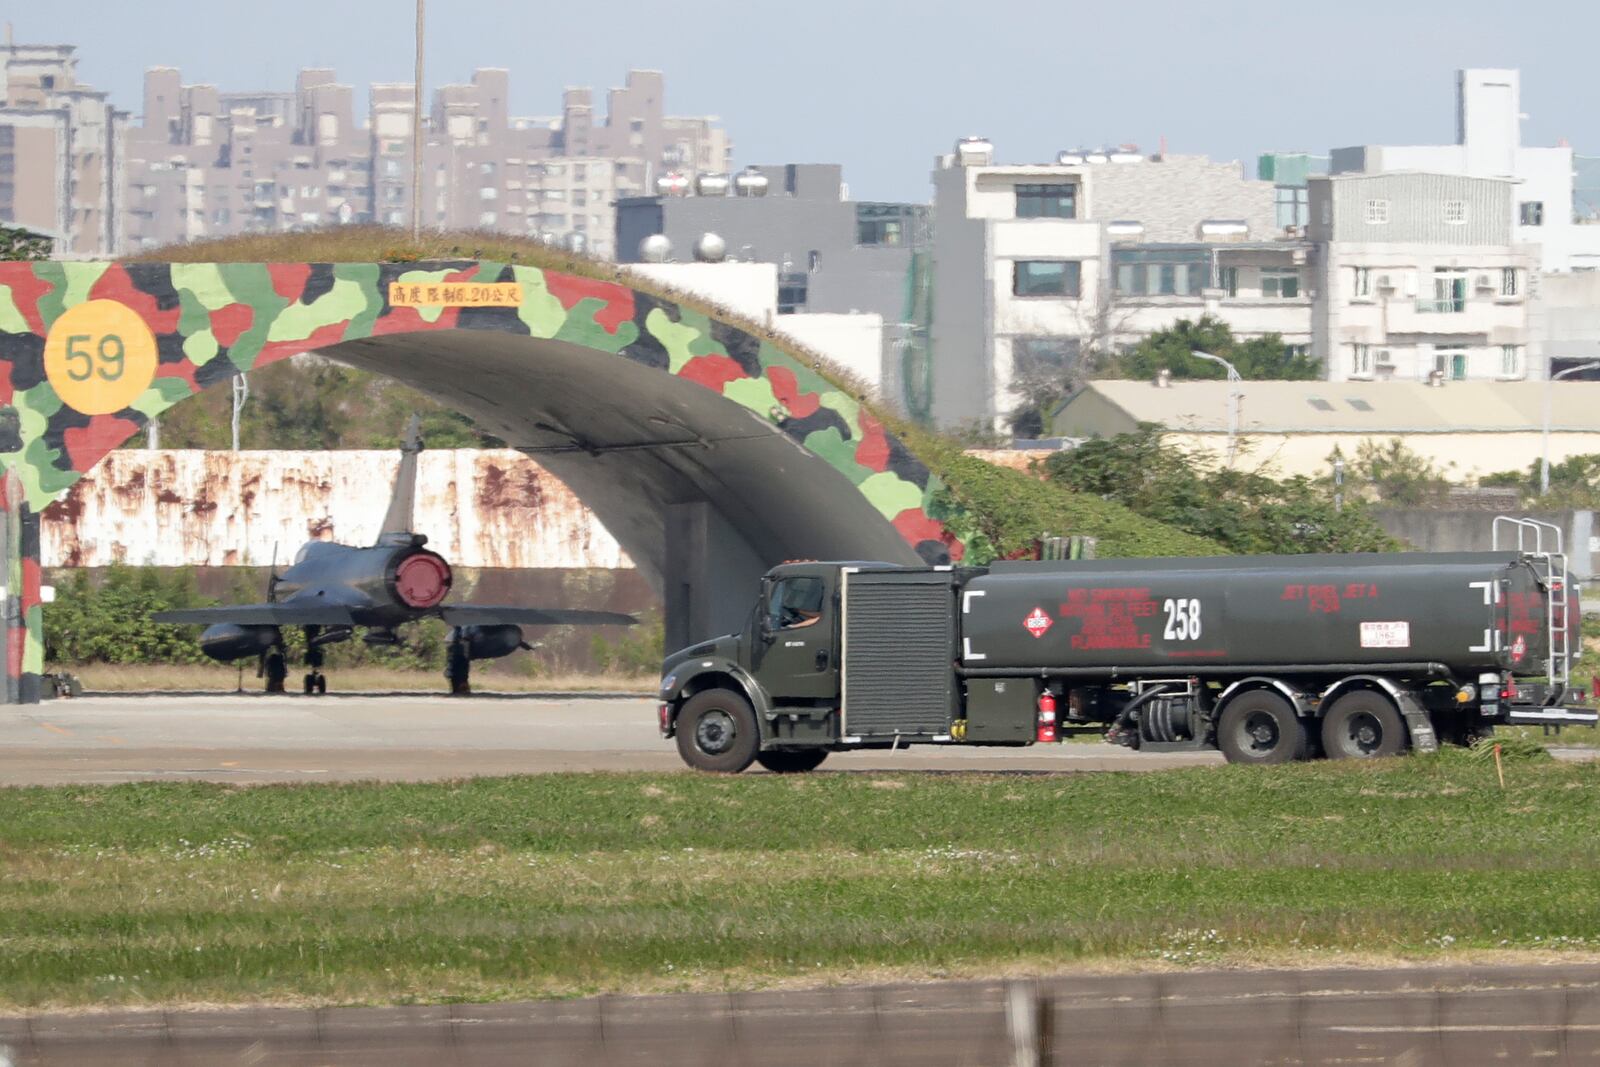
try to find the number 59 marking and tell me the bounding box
[64,334,127,382]
[1163,598,1203,641]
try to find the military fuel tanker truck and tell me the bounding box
[658,516,1596,771]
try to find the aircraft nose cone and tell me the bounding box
[395,552,452,608]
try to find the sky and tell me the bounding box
[17,0,1600,203]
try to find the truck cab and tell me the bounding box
[659,562,962,772]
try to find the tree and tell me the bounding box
[1041,425,1396,554]
[1101,316,1321,382]
[0,224,52,261]
[1345,438,1453,507]
[1008,300,1138,437]
[1481,453,1600,509]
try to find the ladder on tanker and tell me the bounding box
[1493,516,1571,700]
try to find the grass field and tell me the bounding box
[53,663,655,694]
[2,751,1599,1010]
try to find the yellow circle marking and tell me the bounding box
[44,299,160,416]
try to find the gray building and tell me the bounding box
[122,64,729,257]
[616,164,931,416]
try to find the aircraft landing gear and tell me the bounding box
[260,644,288,694]
[445,629,471,696]
[303,625,329,696]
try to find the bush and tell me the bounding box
[590,613,665,675]
[1041,426,1397,555]
[45,566,217,665]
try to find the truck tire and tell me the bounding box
[1216,690,1308,765]
[1322,690,1407,760]
[675,689,760,773]
[755,749,829,774]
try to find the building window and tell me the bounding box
[1218,266,1238,296]
[1012,337,1082,378]
[1434,347,1467,381]
[1274,185,1309,229]
[1501,345,1522,377]
[1430,268,1467,313]
[1519,201,1544,226]
[1364,199,1389,225]
[1352,267,1371,297]
[1013,260,1082,298]
[1112,247,1208,296]
[1351,343,1372,376]
[857,202,910,246]
[778,271,808,314]
[1015,183,1077,219]
[572,189,587,207]
[1443,199,1467,224]
[1261,269,1300,298]
[573,164,587,181]
[1501,267,1519,296]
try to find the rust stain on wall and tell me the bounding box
[41,450,632,570]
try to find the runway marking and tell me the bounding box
[220,761,240,767]
[94,735,126,745]
[36,721,72,736]
[1330,1024,1600,1033]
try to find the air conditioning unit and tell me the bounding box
[1376,274,1394,290]
[1374,349,1394,366]
[1475,274,1493,289]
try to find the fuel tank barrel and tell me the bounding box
[198,623,281,662]
[458,624,526,661]
[959,552,1549,675]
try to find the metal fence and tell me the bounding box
[4,966,1599,1066]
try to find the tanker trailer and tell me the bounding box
[658,517,1594,771]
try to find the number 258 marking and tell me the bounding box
[64,334,126,382]
[1163,598,1203,641]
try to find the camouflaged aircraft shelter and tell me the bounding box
[0,260,969,702]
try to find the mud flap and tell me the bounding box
[1394,691,1439,753]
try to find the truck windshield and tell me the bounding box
[767,577,825,629]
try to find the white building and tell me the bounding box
[1308,171,1537,383]
[929,139,1308,430]
[1330,69,1600,273]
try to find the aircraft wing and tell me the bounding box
[437,606,637,627]
[152,604,360,626]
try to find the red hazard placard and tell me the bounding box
[1024,607,1053,639]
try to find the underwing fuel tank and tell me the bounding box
[198,623,281,662]
[959,553,1552,676]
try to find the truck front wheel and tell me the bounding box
[1321,690,1407,759]
[755,749,829,774]
[1216,691,1308,765]
[675,689,760,773]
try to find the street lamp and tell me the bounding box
[411,0,425,240]
[1191,349,1243,466]
[1542,359,1600,494]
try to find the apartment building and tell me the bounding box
[928,139,1303,430]
[123,65,729,258]
[1328,69,1600,273]
[1308,171,1536,384]
[0,42,126,255]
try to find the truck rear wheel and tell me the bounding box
[1216,691,1308,765]
[1322,690,1407,759]
[675,689,760,773]
[755,749,829,774]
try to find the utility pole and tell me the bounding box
[411,0,425,239]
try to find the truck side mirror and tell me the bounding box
[758,615,777,642]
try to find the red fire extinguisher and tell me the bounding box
[1036,690,1058,743]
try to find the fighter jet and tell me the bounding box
[154,416,634,695]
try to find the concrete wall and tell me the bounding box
[1373,508,1595,580]
[40,449,630,570]
[1155,430,1600,482]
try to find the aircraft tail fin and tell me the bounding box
[377,414,424,543]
